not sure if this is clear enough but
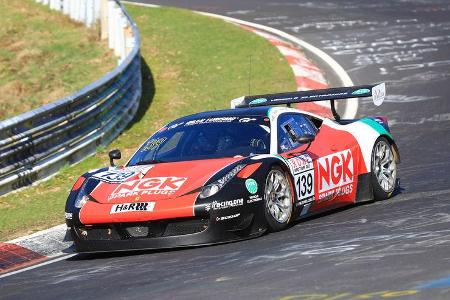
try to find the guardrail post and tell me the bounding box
[86,0,95,27]
[107,1,116,49]
[119,15,128,63]
[100,0,109,40]
[62,0,70,15]
[77,0,82,21]
[124,23,134,57]
[79,0,87,23]
[55,0,62,11]
[114,7,124,57]
[94,0,101,21]
[70,0,78,21]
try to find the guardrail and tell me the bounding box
[0,0,142,196]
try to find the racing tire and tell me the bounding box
[371,137,397,200]
[263,166,294,232]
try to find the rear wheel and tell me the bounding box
[264,166,294,232]
[371,137,397,200]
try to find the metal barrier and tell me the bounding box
[0,0,142,196]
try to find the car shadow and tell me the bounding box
[65,238,250,261]
[125,56,155,130]
[290,177,404,227]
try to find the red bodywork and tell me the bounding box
[281,123,368,213]
[79,157,241,224]
[79,123,369,225]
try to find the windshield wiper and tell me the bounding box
[135,159,167,165]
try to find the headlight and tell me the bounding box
[75,195,89,208]
[199,184,221,199]
[74,179,92,208]
[199,164,245,199]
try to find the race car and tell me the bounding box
[65,83,399,252]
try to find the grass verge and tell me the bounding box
[0,5,295,241]
[0,0,115,120]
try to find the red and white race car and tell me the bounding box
[65,83,399,252]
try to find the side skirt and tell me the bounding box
[355,173,374,203]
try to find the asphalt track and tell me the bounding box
[1,1,450,299]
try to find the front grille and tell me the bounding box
[76,218,208,241]
[163,218,209,237]
[74,226,120,241]
[125,226,149,238]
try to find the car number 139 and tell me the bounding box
[295,170,314,203]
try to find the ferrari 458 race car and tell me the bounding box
[65,83,399,252]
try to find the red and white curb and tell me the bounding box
[0,3,356,277]
[0,224,73,277]
[239,24,332,117]
[197,10,357,119]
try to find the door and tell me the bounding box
[277,113,360,215]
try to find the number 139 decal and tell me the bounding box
[295,169,315,205]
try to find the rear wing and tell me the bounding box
[230,83,386,120]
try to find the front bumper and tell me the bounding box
[70,215,264,252]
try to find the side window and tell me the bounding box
[278,113,317,153]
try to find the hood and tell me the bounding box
[89,157,243,204]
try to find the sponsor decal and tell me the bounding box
[372,82,386,106]
[65,212,73,220]
[247,194,263,203]
[317,149,354,201]
[249,98,267,105]
[272,97,295,102]
[185,117,238,126]
[167,122,184,130]
[290,154,315,205]
[239,117,257,123]
[142,137,167,151]
[245,179,258,194]
[92,169,136,183]
[211,198,244,210]
[288,154,313,175]
[216,213,240,222]
[108,177,187,200]
[110,202,155,214]
[217,164,245,187]
[351,88,370,95]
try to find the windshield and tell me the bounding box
[128,116,271,165]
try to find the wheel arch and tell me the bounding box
[381,134,401,164]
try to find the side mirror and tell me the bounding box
[297,133,315,144]
[108,149,121,167]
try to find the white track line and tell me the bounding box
[121,1,160,8]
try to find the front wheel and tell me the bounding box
[371,137,397,200]
[263,166,294,232]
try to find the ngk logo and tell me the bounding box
[317,150,353,193]
[112,177,187,195]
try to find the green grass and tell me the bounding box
[0,0,115,120]
[0,5,295,241]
